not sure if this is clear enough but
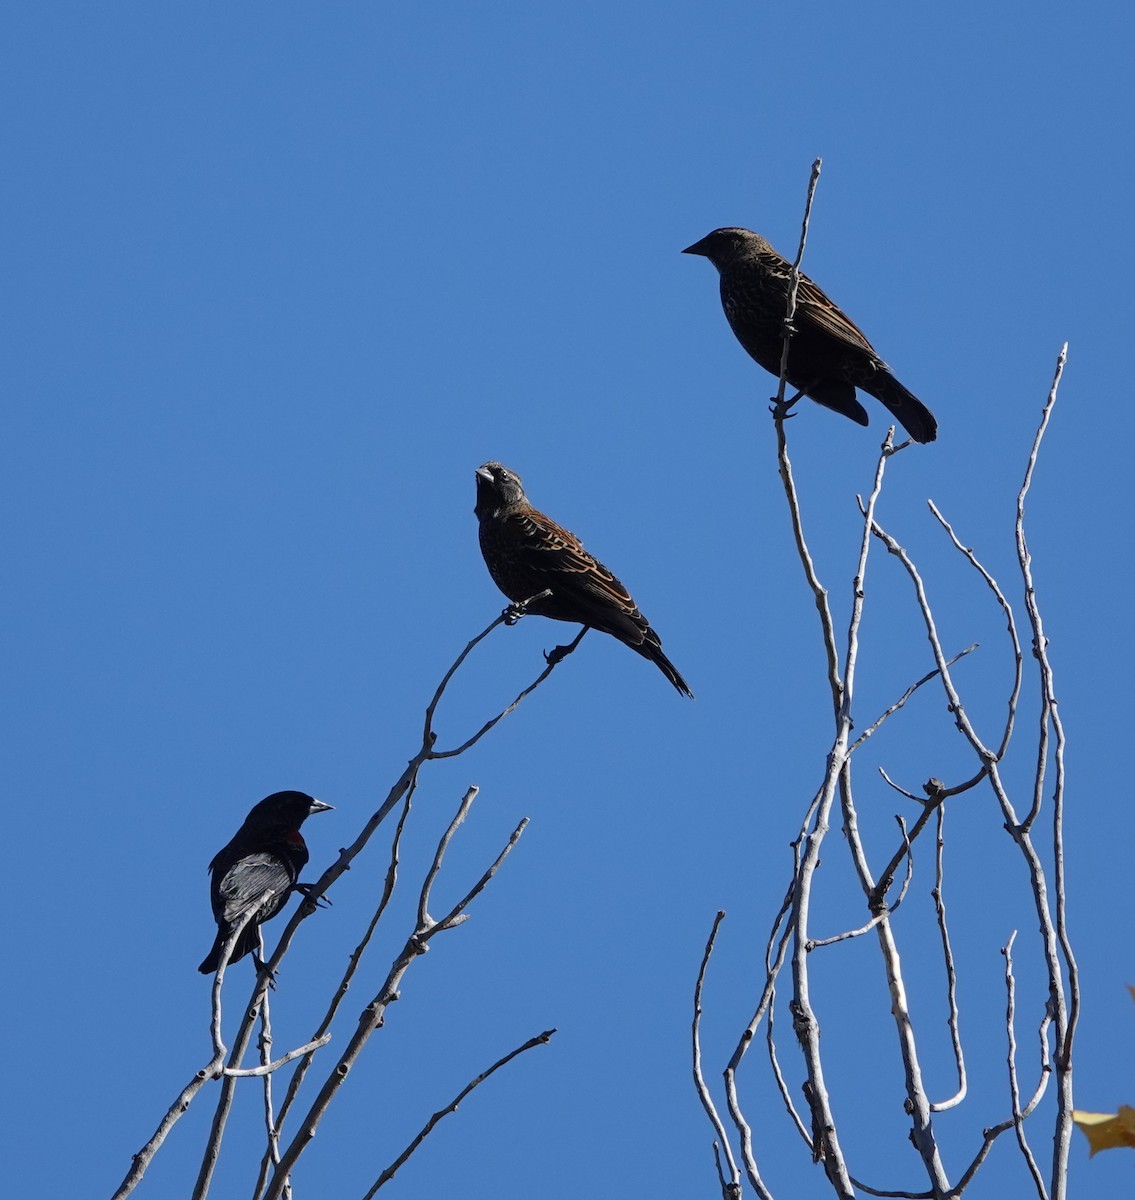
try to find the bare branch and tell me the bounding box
[260,791,529,1200]
[253,934,284,1191]
[187,602,570,1199]
[691,912,742,1198]
[771,158,843,714]
[109,901,268,1200]
[809,815,915,949]
[359,1029,556,1198]
[776,157,824,404]
[928,503,1022,763]
[1015,345,1077,1192]
[254,788,416,1199]
[1004,933,1048,1198]
[429,626,587,759]
[851,645,978,752]
[419,590,551,745]
[226,1035,333,1079]
[724,877,795,1200]
[418,785,480,930]
[928,805,966,1113]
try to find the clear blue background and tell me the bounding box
[4,5,1132,1198]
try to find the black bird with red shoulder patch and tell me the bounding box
[474,462,693,697]
[683,227,937,444]
[198,790,333,974]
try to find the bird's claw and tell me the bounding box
[253,955,278,990]
[295,883,332,909]
[770,387,803,421]
[503,602,526,626]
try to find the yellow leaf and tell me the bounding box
[1073,1106,1135,1155]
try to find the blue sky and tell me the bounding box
[4,5,1132,1198]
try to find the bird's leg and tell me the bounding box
[769,387,806,421]
[252,956,278,989]
[252,932,278,990]
[503,587,554,626]
[544,625,589,666]
[295,882,332,911]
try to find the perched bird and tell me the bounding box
[474,462,693,697]
[683,227,937,444]
[198,790,333,974]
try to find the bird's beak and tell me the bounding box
[681,237,709,257]
[308,799,334,815]
[475,466,494,484]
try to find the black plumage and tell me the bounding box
[198,790,333,974]
[683,227,937,443]
[474,462,693,697]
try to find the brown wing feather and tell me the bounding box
[505,508,640,618]
[794,273,879,356]
[494,508,654,649]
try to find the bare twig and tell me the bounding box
[809,815,915,949]
[360,1030,556,1198]
[191,602,568,1199]
[866,346,1074,1199]
[109,902,266,1200]
[253,933,287,1196]
[691,912,742,1198]
[775,157,824,406]
[227,1035,333,1079]
[1004,933,1047,1198]
[928,804,966,1113]
[419,590,551,746]
[253,788,416,1199]
[850,645,978,753]
[261,789,528,1200]
[772,160,843,716]
[429,627,588,758]
[1016,345,1077,1194]
[721,843,800,1197]
[928,503,1022,764]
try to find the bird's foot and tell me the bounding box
[544,625,588,666]
[503,588,553,626]
[252,954,278,990]
[295,882,332,910]
[770,388,804,422]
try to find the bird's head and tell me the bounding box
[247,790,333,833]
[475,461,526,518]
[682,227,774,270]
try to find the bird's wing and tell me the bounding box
[217,852,293,924]
[794,271,878,356]
[505,509,640,619]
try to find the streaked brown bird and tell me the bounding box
[683,227,937,444]
[474,462,693,697]
[198,790,333,974]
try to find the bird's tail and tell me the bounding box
[198,931,226,974]
[198,925,256,974]
[868,372,938,444]
[637,633,694,698]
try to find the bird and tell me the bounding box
[682,227,937,443]
[198,790,333,974]
[474,462,693,697]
